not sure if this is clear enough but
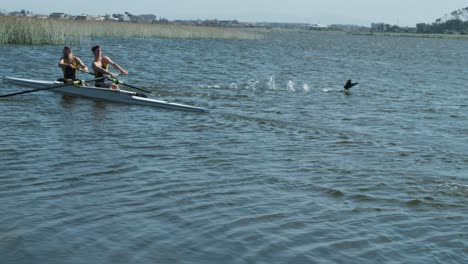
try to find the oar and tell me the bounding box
[78,69,154,94]
[107,77,154,94]
[0,77,106,98]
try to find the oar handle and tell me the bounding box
[78,68,94,76]
[78,68,120,79]
[79,68,154,95]
[108,77,123,85]
[107,77,153,94]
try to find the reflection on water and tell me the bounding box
[59,94,112,121]
[0,32,466,264]
[59,95,79,108]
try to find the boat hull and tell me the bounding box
[2,77,207,113]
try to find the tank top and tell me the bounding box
[61,56,80,80]
[94,58,109,87]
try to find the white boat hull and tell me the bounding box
[2,77,207,113]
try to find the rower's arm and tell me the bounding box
[105,56,128,76]
[58,58,68,68]
[76,57,89,72]
[92,61,113,76]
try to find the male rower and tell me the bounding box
[58,46,88,83]
[91,45,128,89]
[344,79,358,90]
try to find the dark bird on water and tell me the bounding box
[344,79,358,90]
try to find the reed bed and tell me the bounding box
[0,16,262,45]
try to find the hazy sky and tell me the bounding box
[2,0,467,26]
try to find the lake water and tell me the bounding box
[0,32,466,264]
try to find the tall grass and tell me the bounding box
[0,16,262,45]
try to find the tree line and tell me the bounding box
[416,20,468,34]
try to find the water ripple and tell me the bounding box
[1,33,467,263]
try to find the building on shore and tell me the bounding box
[75,15,104,21]
[371,23,390,32]
[118,15,131,22]
[49,12,66,19]
[33,14,48,19]
[104,16,119,22]
[75,15,92,21]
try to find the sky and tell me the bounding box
[2,0,467,26]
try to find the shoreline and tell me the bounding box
[348,32,468,39]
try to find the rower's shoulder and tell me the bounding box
[72,56,82,62]
[102,56,114,63]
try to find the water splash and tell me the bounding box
[247,79,260,90]
[267,76,277,90]
[229,83,238,89]
[196,84,221,89]
[303,84,310,92]
[287,80,296,92]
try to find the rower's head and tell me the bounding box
[92,45,102,57]
[63,46,72,58]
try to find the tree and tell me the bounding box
[416,23,430,33]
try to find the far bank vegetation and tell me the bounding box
[0,16,262,45]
